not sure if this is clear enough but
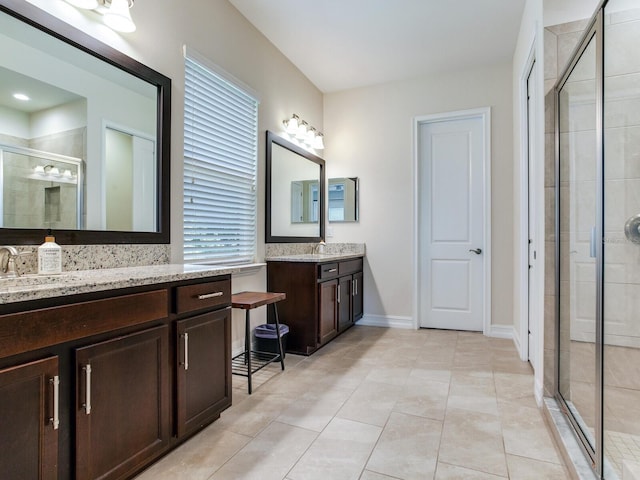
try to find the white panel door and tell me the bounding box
[419,116,485,330]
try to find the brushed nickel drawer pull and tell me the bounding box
[50,375,60,430]
[197,291,224,300]
[83,364,92,415]
[327,268,337,273]
[337,284,341,303]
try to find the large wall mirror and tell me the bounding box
[0,0,170,244]
[266,131,325,243]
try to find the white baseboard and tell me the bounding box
[356,314,415,329]
[487,324,515,340]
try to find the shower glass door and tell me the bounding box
[557,30,598,457]
[603,1,640,476]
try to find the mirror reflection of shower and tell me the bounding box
[0,144,83,229]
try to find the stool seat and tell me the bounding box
[232,291,286,309]
[231,291,286,394]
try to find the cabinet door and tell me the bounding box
[0,356,59,480]
[353,271,364,321]
[318,279,338,344]
[176,308,231,438]
[75,325,170,480]
[338,275,353,332]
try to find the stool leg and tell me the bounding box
[272,303,285,371]
[245,309,252,394]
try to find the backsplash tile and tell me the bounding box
[265,243,366,257]
[12,244,170,275]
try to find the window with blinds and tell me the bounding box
[183,54,258,264]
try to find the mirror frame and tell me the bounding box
[266,130,325,243]
[0,0,171,245]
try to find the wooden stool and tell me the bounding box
[231,291,286,394]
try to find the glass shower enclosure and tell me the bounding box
[556,0,640,478]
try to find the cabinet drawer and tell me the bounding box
[339,258,363,275]
[175,280,231,314]
[318,263,339,280]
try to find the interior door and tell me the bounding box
[419,114,486,331]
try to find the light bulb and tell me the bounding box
[103,0,136,33]
[313,133,325,150]
[296,121,308,139]
[284,114,299,134]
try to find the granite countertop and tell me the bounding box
[0,263,263,305]
[265,252,364,262]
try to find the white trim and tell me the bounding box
[356,314,414,329]
[413,107,492,335]
[518,39,537,363]
[488,324,515,340]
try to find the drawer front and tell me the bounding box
[318,263,339,280]
[0,290,168,360]
[339,258,363,276]
[175,280,231,314]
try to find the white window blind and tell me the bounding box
[183,54,258,264]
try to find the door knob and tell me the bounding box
[469,248,482,255]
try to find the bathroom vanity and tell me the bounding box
[266,253,364,355]
[0,265,237,480]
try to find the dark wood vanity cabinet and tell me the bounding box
[267,257,364,355]
[0,273,232,480]
[75,326,170,480]
[0,356,59,480]
[175,308,231,438]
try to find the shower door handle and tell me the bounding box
[590,226,596,258]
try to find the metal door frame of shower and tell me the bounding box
[554,4,606,477]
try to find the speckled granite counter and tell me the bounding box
[265,252,364,262]
[0,263,264,305]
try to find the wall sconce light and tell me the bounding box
[282,114,324,150]
[63,0,136,33]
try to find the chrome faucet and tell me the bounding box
[313,241,326,255]
[0,246,21,278]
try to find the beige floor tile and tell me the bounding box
[435,462,507,479]
[409,367,452,384]
[287,417,382,480]
[215,391,295,437]
[505,454,569,479]
[439,408,508,477]
[365,366,412,386]
[337,380,401,427]
[134,426,251,480]
[493,373,536,407]
[366,412,442,479]
[276,386,353,432]
[393,377,450,421]
[499,403,561,464]
[359,470,401,479]
[208,421,317,480]
[447,371,499,416]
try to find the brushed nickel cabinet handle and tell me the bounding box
[181,333,189,371]
[355,279,358,296]
[50,375,60,430]
[352,280,355,296]
[197,292,224,300]
[83,364,92,415]
[337,284,341,303]
[327,268,337,273]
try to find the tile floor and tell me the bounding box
[135,325,570,480]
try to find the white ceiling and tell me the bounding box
[229,0,527,93]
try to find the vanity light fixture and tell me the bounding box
[282,114,324,150]
[64,0,99,9]
[62,0,136,33]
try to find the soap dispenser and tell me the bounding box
[38,230,62,275]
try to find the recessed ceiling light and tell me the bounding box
[13,93,30,101]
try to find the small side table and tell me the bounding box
[231,291,286,394]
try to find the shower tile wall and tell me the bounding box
[1,127,85,229]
